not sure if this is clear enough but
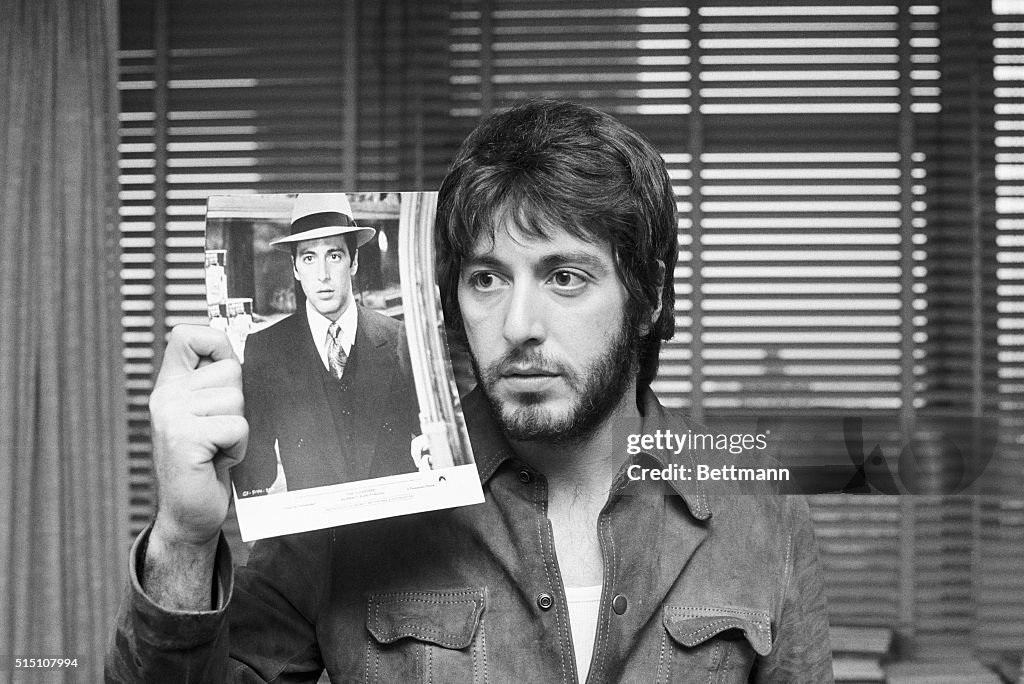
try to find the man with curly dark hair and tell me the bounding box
[109,100,832,683]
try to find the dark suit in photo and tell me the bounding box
[233,306,420,497]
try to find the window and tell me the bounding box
[119,0,1019,657]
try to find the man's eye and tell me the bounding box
[550,270,586,291]
[468,272,505,291]
[328,252,344,261]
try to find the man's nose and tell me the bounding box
[502,284,545,346]
[317,258,330,281]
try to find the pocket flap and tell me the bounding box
[663,605,772,656]
[367,589,485,650]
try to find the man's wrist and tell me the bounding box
[142,522,221,612]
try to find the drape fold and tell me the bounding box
[0,2,127,681]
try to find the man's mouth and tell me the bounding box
[495,365,561,393]
[501,365,558,378]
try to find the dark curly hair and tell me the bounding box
[435,99,678,390]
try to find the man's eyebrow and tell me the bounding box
[537,251,609,272]
[461,254,505,269]
[462,250,611,273]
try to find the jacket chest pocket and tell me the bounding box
[364,588,487,684]
[657,605,772,684]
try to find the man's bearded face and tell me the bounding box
[457,221,639,444]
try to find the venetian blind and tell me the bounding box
[447,0,1012,655]
[447,0,962,650]
[979,0,1024,655]
[118,0,1014,658]
[118,0,449,535]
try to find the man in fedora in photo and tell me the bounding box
[233,192,419,497]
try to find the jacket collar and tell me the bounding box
[629,390,713,520]
[462,386,712,521]
[354,306,393,349]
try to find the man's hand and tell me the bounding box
[144,325,247,610]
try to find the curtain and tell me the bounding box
[0,1,127,681]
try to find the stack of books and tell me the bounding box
[885,661,1001,684]
[831,626,891,683]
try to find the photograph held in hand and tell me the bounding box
[204,191,482,541]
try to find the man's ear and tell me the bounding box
[650,260,665,326]
[350,249,359,277]
[640,260,666,336]
[292,260,300,281]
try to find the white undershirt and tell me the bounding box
[304,299,357,370]
[564,584,602,681]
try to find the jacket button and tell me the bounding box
[612,594,628,615]
[537,592,554,610]
[518,469,533,484]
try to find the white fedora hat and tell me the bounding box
[269,193,376,249]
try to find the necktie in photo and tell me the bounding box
[327,322,347,380]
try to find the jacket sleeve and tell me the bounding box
[105,526,328,683]
[754,496,834,683]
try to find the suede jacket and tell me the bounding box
[107,389,833,683]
